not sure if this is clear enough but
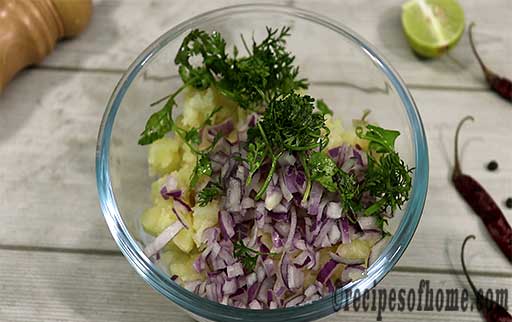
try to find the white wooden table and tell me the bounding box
[0,1,511,321]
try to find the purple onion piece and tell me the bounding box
[316,259,338,284]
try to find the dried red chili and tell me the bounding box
[469,23,512,102]
[461,236,512,322]
[452,116,512,262]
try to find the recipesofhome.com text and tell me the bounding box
[332,279,508,321]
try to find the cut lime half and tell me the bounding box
[402,0,465,58]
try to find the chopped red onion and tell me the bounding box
[257,277,274,304]
[265,184,283,211]
[279,169,293,202]
[271,230,283,249]
[328,223,341,244]
[283,207,297,250]
[359,230,383,246]
[246,272,258,288]
[226,178,242,212]
[256,264,266,282]
[160,186,182,200]
[227,262,244,278]
[304,284,318,298]
[241,197,255,209]
[172,207,189,230]
[219,211,235,240]
[340,217,351,244]
[307,182,323,215]
[143,221,184,258]
[287,264,304,290]
[262,258,275,276]
[316,259,338,284]
[285,295,305,308]
[193,255,206,272]
[209,118,234,137]
[249,300,263,310]
[278,152,296,167]
[314,220,334,247]
[293,239,307,251]
[325,202,342,219]
[247,282,260,303]
[357,216,379,231]
[368,236,390,266]
[174,197,192,212]
[222,278,238,296]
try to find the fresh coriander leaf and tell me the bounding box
[233,239,259,272]
[138,85,187,145]
[184,128,201,145]
[357,124,400,153]
[190,154,213,188]
[233,239,277,272]
[174,27,308,110]
[356,123,413,216]
[316,99,333,116]
[138,104,174,145]
[309,152,337,192]
[174,29,227,89]
[245,138,266,186]
[248,93,330,198]
[197,182,223,206]
[335,170,360,214]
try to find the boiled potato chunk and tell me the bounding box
[168,250,203,282]
[148,137,182,176]
[336,239,371,262]
[326,115,368,150]
[172,227,195,254]
[150,176,168,205]
[192,201,219,247]
[141,199,196,253]
[141,201,174,236]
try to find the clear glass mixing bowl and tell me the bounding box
[96,4,429,322]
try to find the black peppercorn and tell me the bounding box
[506,197,512,209]
[486,160,498,171]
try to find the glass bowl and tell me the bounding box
[96,4,428,322]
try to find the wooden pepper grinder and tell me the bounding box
[0,0,92,92]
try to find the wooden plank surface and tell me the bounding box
[0,70,510,273]
[41,0,512,89]
[0,249,510,322]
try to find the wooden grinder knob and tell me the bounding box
[0,0,92,92]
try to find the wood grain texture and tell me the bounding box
[39,0,512,89]
[0,71,510,273]
[0,249,510,322]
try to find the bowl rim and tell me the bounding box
[96,3,429,321]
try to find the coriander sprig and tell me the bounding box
[197,181,223,206]
[356,125,413,216]
[233,239,277,272]
[139,26,310,191]
[307,123,412,218]
[246,93,330,199]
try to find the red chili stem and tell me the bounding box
[468,23,495,81]
[469,23,512,101]
[452,115,474,178]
